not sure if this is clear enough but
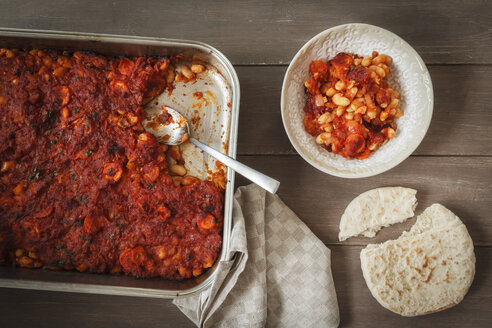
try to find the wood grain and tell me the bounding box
[0,0,490,64]
[331,246,491,327]
[235,65,492,156]
[235,155,492,246]
[1,246,489,328]
[0,0,491,327]
[0,288,194,328]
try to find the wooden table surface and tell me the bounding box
[0,0,491,327]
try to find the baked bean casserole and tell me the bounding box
[303,52,402,159]
[0,48,224,279]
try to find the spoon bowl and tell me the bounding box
[143,106,190,145]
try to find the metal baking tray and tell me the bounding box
[0,28,240,298]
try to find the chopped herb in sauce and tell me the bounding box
[74,195,89,204]
[86,65,107,72]
[27,167,41,181]
[85,149,94,156]
[80,235,92,244]
[56,245,72,256]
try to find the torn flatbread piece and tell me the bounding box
[339,187,417,241]
[360,204,475,316]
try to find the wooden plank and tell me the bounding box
[1,246,489,327]
[0,288,194,328]
[235,65,492,156]
[0,0,490,64]
[330,246,492,327]
[235,155,492,246]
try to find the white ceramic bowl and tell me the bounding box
[281,23,433,178]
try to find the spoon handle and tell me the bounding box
[189,138,280,194]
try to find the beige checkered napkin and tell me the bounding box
[173,184,340,328]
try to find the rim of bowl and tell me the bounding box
[280,23,434,178]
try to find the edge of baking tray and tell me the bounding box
[0,27,241,299]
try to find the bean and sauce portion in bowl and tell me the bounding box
[303,52,402,159]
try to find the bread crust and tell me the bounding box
[360,204,475,316]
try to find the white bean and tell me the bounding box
[170,164,186,176]
[332,93,350,107]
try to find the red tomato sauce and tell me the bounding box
[303,52,401,160]
[0,49,223,279]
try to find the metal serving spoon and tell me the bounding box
[143,106,280,194]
